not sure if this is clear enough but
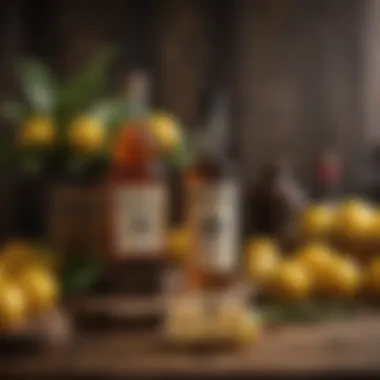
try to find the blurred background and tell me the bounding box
[0,0,376,238]
[3,2,380,377]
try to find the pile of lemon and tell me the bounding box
[0,240,59,331]
[164,294,262,347]
[245,198,380,302]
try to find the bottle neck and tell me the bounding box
[125,70,151,121]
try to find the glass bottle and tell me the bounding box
[183,90,240,291]
[106,71,168,292]
[253,157,307,251]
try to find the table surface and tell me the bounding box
[2,311,380,379]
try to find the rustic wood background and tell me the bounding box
[0,0,377,239]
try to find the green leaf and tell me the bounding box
[66,155,93,177]
[261,300,361,325]
[86,98,127,126]
[0,134,14,168]
[61,255,103,296]
[58,47,119,122]
[18,149,47,177]
[17,59,56,115]
[0,101,28,123]
[167,131,192,168]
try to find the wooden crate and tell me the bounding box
[47,182,107,257]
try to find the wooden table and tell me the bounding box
[2,313,380,379]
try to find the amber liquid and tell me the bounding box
[106,121,168,293]
[183,153,240,291]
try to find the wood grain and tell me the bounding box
[2,313,380,378]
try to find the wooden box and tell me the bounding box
[47,182,107,256]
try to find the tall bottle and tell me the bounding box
[106,71,168,290]
[183,90,240,290]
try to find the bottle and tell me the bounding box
[106,71,168,293]
[183,90,240,291]
[253,157,307,251]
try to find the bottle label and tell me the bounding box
[111,184,167,256]
[188,182,239,273]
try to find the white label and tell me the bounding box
[112,184,167,256]
[188,182,239,273]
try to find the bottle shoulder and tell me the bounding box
[109,161,167,182]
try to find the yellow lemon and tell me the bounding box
[320,256,361,298]
[233,311,262,346]
[215,302,261,345]
[245,236,278,252]
[0,283,27,329]
[1,240,40,276]
[266,260,311,301]
[294,242,337,289]
[0,261,11,288]
[333,199,375,241]
[298,203,335,237]
[18,267,59,315]
[166,227,189,261]
[68,116,105,153]
[362,257,380,296]
[149,112,181,153]
[165,296,207,343]
[18,115,55,147]
[245,237,280,283]
[215,302,246,338]
[370,211,380,243]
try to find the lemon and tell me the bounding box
[215,302,246,338]
[320,256,361,298]
[266,260,311,301]
[18,115,55,147]
[333,199,375,242]
[149,112,181,153]
[1,240,40,276]
[233,311,262,346]
[166,227,189,261]
[215,302,261,344]
[298,204,335,237]
[67,116,105,153]
[0,283,27,329]
[362,257,380,296]
[370,211,380,243]
[0,260,8,280]
[165,296,207,343]
[294,242,337,289]
[18,267,59,315]
[245,237,280,283]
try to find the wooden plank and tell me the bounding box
[0,0,23,241]
[2,314,380,378]
[233,0,364,189]
[47,0,131,78]
[155,0,211,128]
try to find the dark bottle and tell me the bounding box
[183,91,240,291]
[253,157,307,250]
[106,71,168,293]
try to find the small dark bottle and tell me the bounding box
[254,157,307,250]
[106,71,168,294]
[183,91,241,291]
